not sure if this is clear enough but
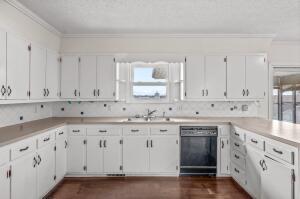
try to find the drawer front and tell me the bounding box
[0,146,10,166]
[231,150,246,169]
[246,133,264,151]
[56,126,67,140]
[231,163,246,185]
[123,126,149,136]
[68,126,86,136]
[231,139,246,155]
[150,126,178,135]
[87,125,122,136]
[231,126,245,142]
[265,142,294,164]
[11,139,36,160]
[37,131,55,149]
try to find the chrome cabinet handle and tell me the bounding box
[234,143,240,147]
[246,89,249,96]
[7,86,12,96]
[242,89,245,96]
[234,132,239,136]
[19,146,29,152]
[72,130,80,133]
[74,89,77,97]
[221,140,224,149]
[59,132,64,135]
[97,89,100,96]
[206,89,208,96]
[33,157,37,168]
[99,140,102,148]
[37,155,42,165]
[99,130,107,133]
[43,88,47,97]
[273,148,283,155]
[43,137,50,142]
[146,140,149,148]
[160,129,168,132]
[47,89,49,96]
[131,129,139,132]
[251,139,258,144]
[1,85,6,96]
[150,140,153,148]
[234,168,240,173]
[103,140,107,148]
[202,89,204,96]
[234,154,240,159]
[65,140,68,148]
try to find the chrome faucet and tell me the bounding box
[143,109,157,121]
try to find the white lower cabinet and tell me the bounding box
[0,164,10,199]
[245,145,263,199]
[86,136,103,173]
[261,156,295,199]
[67,136,86,173]
[11,153,37,199]
[55,137,67,181]
[149,136,179,173]
[219,137,230,175]
[123,136,149,173]
[103,136,122,173]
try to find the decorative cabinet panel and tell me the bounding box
[86,136,104,173]
[219,137,230,175]
[6,33,30,100]
[60,56,79,99]
[79,56,97,99]
[103,136,122,173]
[30,43,47,99]
[67,136,86,173]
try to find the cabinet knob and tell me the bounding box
[1,85,6,96]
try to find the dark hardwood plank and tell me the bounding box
[47,177,251,199]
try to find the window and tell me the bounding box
[272,67,300,123]
[130,62,169,102]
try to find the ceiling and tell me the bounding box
[18,0,300,40]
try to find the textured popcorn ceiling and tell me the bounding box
[18,0,300,40]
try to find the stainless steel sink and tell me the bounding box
[125,117,172,123]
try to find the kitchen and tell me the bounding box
[0,0,300,198]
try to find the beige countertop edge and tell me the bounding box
[0,117,300,148]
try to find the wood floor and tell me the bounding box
[48,177,251,199]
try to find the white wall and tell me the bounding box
[0,0,61,51]
[269,41,300,65]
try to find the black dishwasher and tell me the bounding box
[180,126,218,176]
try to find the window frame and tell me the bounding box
[128,61,170,103]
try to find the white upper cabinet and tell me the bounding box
[97,55,116,100]
[205,56,227,99]
[30,43,47,99]
[61,56,79,99]
[6,33,30,100]
[246,55,267,99]
[227,55,267,99]
[79,56,97,99]
[227,56,246,99]
[45,49,59,99]
[185,55,205,99]
[0,29,6,100]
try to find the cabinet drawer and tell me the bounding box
[150,126,178,135]
[0,146,10,166]
[56,126,67,140]
[231,163,246,185]
[37,131,55,149]
[11,138,36,160]
[231,150,246,169]
[265,142,294,164]
[68,126,86,136]
[231,126,245,142]
[123,126,149,135]
[87,125,122,136]
[246,133,264,151]
[231,139,246,155]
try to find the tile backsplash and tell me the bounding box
[52,101,259,118]
[0,101,261,127]
[0,103,53,127]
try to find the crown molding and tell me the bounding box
[62,33,276,39]
[271,40,300,45]
[4,0,62,37]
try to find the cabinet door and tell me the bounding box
[149,136,179,173]
[56,138,67,181]
[45,49,59,99]
[246,55,267,99]
[261,156,294,199]
[246,145,263,199]
[123,136,149,173]
[219,137,230,175]
[103,136,122,173]
[37,143,55,198]
[79,56,97,99]
[227,56,246,99]
[30,43,46,99]
[6,33,30,100]
[204,56,227,99]
[185,55,205,99]
[61,56,79,99]
[11,153,37,199]
[0,164,10,199]
[86,136,103,173]
[67,136,86,173]
[0,29,6,100]
[97,56,115,100]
